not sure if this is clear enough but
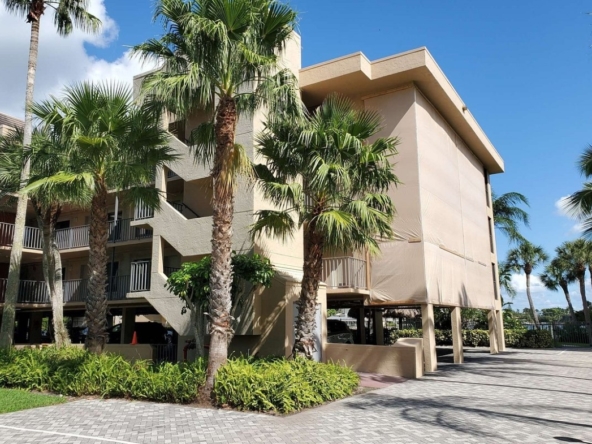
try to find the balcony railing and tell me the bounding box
[134,202,154,220]
[167,201,200,219]
[130,260,151,292]
[164,266,181,277]
[322,257,368,290]
[0,220,152,252]
[0,275,133,305]
[0,223,43,250]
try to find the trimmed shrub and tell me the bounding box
[0,347,206,403]
[0,348,358,410]
[389,328,554,349]
[214,357,359,414]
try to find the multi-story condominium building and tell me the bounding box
[0,38,503,376]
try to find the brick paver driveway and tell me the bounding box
[1,348,591,443]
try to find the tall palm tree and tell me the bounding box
[0,0,100,349]
[26,82,176,353]
[492,191,530,243]
[507,241,548,327]
[0,128,90,346]
[556,239,592,344]
[133,0,300,393]
[251,95,399,358]
[540,258,576,322]
[567,146,592,235]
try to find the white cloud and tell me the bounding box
[510,273,546,294]
[0,0,157,119]
[554,196,584,234]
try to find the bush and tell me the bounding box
[388,328,554,349]
[214,357,359,414]
[0,348,358,411]
[0,347,206,403]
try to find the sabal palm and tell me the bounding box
[251,95,399,357]
[0,128,90,346]
[26,82,176,353]
[492,191,529,243]
[497,261,516,302]
[567,147,592,235]
[507,241,548,327]
[540,258,576,322]
[0,0,100,349]
[556,239,592,344]
[133,0,299,392]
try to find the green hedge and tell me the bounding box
[389,328,553,348]
[0,348,358,412]
[0,347,206,403]
[214,357,359,414]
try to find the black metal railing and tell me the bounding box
[0,275,132,305]
[164,266,181,277]
[167,201,200,219]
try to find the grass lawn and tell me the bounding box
[0,388,66,414]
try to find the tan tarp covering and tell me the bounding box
[366,87,496,310]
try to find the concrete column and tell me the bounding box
[29,312,43,344]
[421,303,437,372]
[121,308,136,344]
[488,309,499,354]
[450,306,464,364]
[374,310,384,345]
[151,235,165,274]
[495,309,506,352]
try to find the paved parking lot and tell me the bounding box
[1,348,591,443]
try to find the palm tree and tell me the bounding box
[492,191,529,243]
[567,146,592,235]
[540,258,576,322]
[251,95,399,358]
[0,0,100,349]
[507,241,548,327]
[133,0,300,393]
[497,261,516,302]
[26,82,176,353]
[556,239,592,344]
[0,128,90,346]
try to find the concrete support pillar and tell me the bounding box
[29,312,43,344]
[374,310,384,345]
[421,303,437,372]
[496,309,506,352]
[357,308,366,344]
[121,308,136,344]
[488,309,499,354]
[151,235,165,274]
[450,306,464,364]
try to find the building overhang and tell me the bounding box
[300,47,504,174]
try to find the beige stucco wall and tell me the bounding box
[324,338,423,379]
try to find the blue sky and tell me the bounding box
[2,0,592,311]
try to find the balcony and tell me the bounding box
[0,219,153,252]
[322,257,368,291]
[0,274,133,305]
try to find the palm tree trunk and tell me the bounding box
[36,202,70,347]
[85,182,109,354]
[578,274,592,345]
[560,281,576,322]
[204,97,237,396]
[525,272,540,327]
[0,16,41,349]
[293,222,324,358]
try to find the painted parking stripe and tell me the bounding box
[0,425,139,444]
